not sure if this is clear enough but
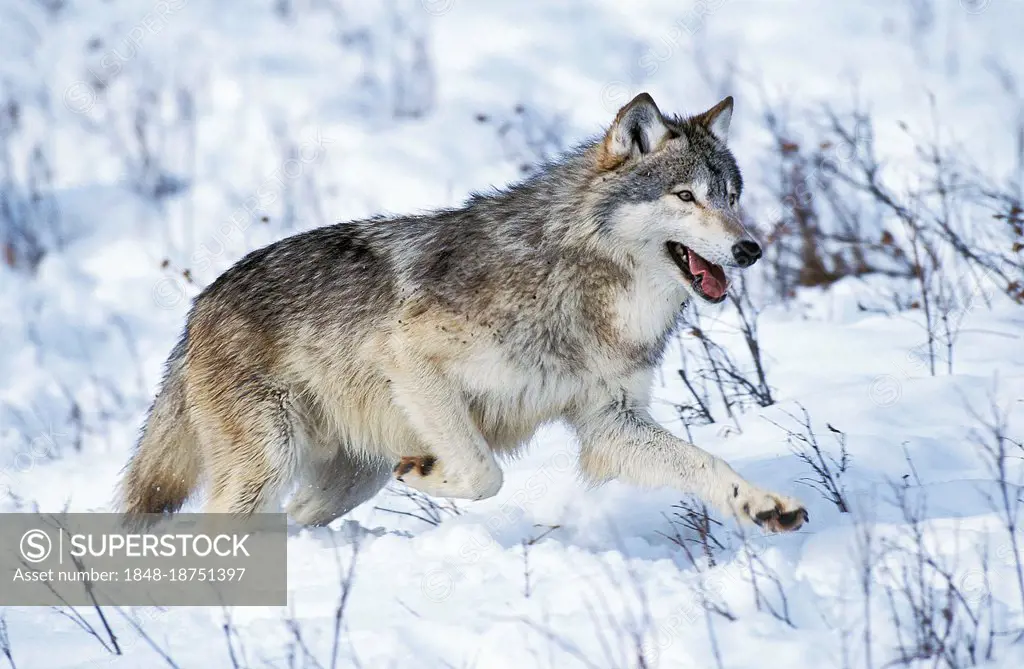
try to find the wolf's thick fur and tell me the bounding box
[121,93,807,532]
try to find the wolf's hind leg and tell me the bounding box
[287,445,391,526]
[194,378,300,515]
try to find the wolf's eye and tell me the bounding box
[729,193,738,207]
[676,190,695,203]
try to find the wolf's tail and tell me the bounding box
[120,335,201,516]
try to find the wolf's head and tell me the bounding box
[592,93,759,304]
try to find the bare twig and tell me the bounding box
[965,384,1024,616]
[0,614,15,669]
[767,404,850,512]
[374,486,462,526]
[114,607,180,669]
[328,531,362,669]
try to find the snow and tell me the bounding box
[2,1,1023,667]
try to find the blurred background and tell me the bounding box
[1,1,1023,667]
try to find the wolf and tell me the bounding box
[120,93,807,533]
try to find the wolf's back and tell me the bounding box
[120,334,201,516]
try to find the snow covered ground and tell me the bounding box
[1,1,1023,667]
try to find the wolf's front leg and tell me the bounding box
[569,400,807,532]
[386,355,502,501]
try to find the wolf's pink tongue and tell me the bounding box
[687,252,728,299]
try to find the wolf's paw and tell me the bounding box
[393,456,502,501]
[286,489,336,527]
[731,488,808,533]
[394,455,439,480]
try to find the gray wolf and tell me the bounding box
[121,93,807,533]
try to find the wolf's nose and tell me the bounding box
[732,240,762,268]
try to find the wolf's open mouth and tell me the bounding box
[666,242,728,303]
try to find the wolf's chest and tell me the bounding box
[602,265,686,366]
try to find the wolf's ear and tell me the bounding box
[598,93,673,170]
[693,96,733,142]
